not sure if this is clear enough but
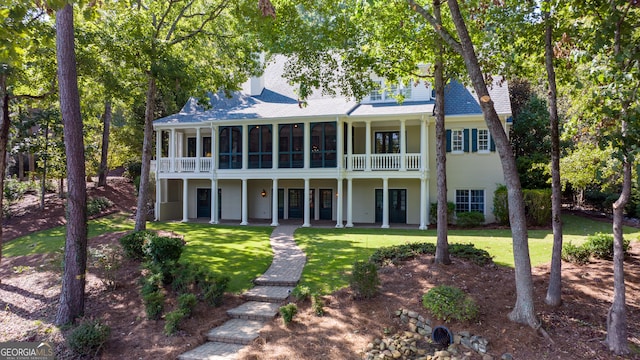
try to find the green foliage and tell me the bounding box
[523,189,552,226]
[87,196,113,216]
[66,318,111,357]
[311,294,324,316]
[177,293,197,317]
[119,230,155,260]
[369,242,436,266]
[201,274,230,307]
[279,303,298,326]
[89,244,123,290]
[584,232,630,260]
[561,242,591,265]
[492,184,509,226]
[143,290,165,320]
[3,178,39,202]
[349,260,380,299]
[455,211,485,228]
[430,202,456,225]
[448,244,493,266]
[144,235,185,267]
[422,285,478,322]
[123,161,142,181]
[164,309,187,336]
[291,285,311,301]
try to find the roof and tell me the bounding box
[154,56,512,126]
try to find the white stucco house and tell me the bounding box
[151,56,512,229]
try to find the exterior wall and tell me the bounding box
[351,179,378,223]
[159,179,183,221]
[219,180,242,220]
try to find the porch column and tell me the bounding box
[420,176,428,230]
[242,124,248,170]
[155,178,161,221]
[336,117,344,170]
[155,130,162,221]
[303,178,311,227]
[210,178,218,224]
[182,178,189,222]
[241,179,248,225]
[196,127,201,172]
[346,178,353,227]
[170,129,176,172]
[365,121,371,171]
[347,120,353,171]
[382,178,389,229]
[420,116,428,171]
[212,125,218,171]
[336,178,343,228]
[304,122,310,169]
[400,119,406,171]
[271,178,279,226]
[272,124,279,169]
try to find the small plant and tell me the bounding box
[492,184,509,225]
[455,211,485,228]
[87,196,113,216]
[584,232,630,260]
[422,285,478,322]
[561,242,591,265]
[279,303,298,325]
[119,230,156,260]
[430,202,456,225]
[164,309,187,336]
[66,318,111,357]
[291,285,311,301]
[144,235,185,267]
[200,275,230,307]
[178,293,198,317]
[311,294,324,316]
[89,244,123,290]
[369,242,436,266]
[349,260,380,299]
[143,290,165,320]
[449,243,493,266]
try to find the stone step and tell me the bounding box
[177,341,245,360]
[243,286,293,303]
[206,318,264,345]
[227,301,281,321]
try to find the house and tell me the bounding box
[151,55,512,228]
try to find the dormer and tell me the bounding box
[364,76,433,103]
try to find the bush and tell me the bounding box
[311,294,324,316]
[119,230,156,260]
[561,242,591,265]
[349,260,380,299]
[4,178,39,203]
[87,196,113,216]
[369,242,436,266]
[143,290,165,320]
[164,309,187,336]
[584,232,630,260]
[144,235,185,267]
[66,318,111,357]
[89,244,123,290]
[199,273,230,307]
[178,293,198,317]
[455,211,485,227]
[493,184,509,225]
[123,161,142,181]
[279,303,298,326]
[523,189,552,226]
[422,285,478,322]
[291,285,311,301]
[430,202,456,225]
[448,243,493,266]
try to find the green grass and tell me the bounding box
[147,222,273,293]
[294,214,640,294]
[2,213,133,257]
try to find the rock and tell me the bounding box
[458,331,471,338]
[380,341,386,351]
[408,310,419,318]
[501,353,514,360]
[418,315,426,323]
[392,350,402,358]
[454,335,461,344]
[402,309,409,315]
[367,343,375,350]
[395,310,403,316]
[461,337,473,350]
[409,317,418,324]
[409,323,418,332]
[482,355,493,360]
[434,350,450,358]
[418,328,428,336]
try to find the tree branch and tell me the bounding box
[154,0,179,40]
[406,0,463,54]
[165,0,195,42]
[168,0,229,45]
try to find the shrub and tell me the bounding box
[164,309,187,336]
[143,290,165,320]
[279,303,298,326]
[199,273,230,307]
[144,235,185,267]
[123,161,142,181]
[89,244,123,290]
[119,230,156,260]
[291,285,311,301]
[66,318,111,357]
[369,242,436,266]
[523,189,552,226]
[430,202,456,225]
[87,196,113,216]
[455,211,485,227]
[561,242,591,265]
[311,294,324,316]
[178,293,198,317]
[422,285,478,322]
[349,260,380,299]
[493,184,509,225]
[448,243,493,266]
[584,232,630,260]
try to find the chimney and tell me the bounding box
[249,53,265,96]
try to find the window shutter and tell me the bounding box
[463,128,470,152]
[446,129,451,152]
[490,134,496,152]
[472,129,478,152]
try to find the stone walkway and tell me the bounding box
[178,225,305,360]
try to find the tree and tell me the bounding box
[54,3,88,325]
[97,100,111,187]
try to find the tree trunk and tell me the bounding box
[97,100,111,188]
[433,0,450,265]
[544,8,563,307]
[134,75,156,231]
[40,122,49,210]
[0,72,10,283]
[447,0,538,327]
[54,3,88,326]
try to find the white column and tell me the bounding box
[400,119,406,171]
[212,125,218,171]
[303,178,311,227]
[182,178,188,222]
[170,129,176,172]
[421,116,428,172]
[210,179,218,224]
[155,130,162,221]
[196,127,201,172]
[272,124,279,169]
[382,178,389,229]
[271,178,279,226]
[347,120,353,171]
[420,177,428,230]
[336,117,343,170]
[241,179,248,225]
[242,124,248,170]
[155,178,161,221]
[336,178,343,228]
[304,122,310,169]
[365,121,371,171]
[346,178,353,227]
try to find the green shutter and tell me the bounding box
[463,129,470,152]
[472,129,478,152]
[490,133,496,152]
[446,129,451,152]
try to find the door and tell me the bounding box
[374,189,407,224]
[319,189,332,220]
[197,189,211,218]
[288,189,303,219]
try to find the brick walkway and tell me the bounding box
[178,225,304,360]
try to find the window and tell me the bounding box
[187,137,196,157]
[477,129,489,152]
[369,80,383,101]
[452,129,464,152]
[311,122,337,168]
[219,126,242,169]
[455,189,485,213]
[279,123,304,168]
[187,137,212,157]
[375,131,400,154]
[249,125,272,169]
[400,84,412,99]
